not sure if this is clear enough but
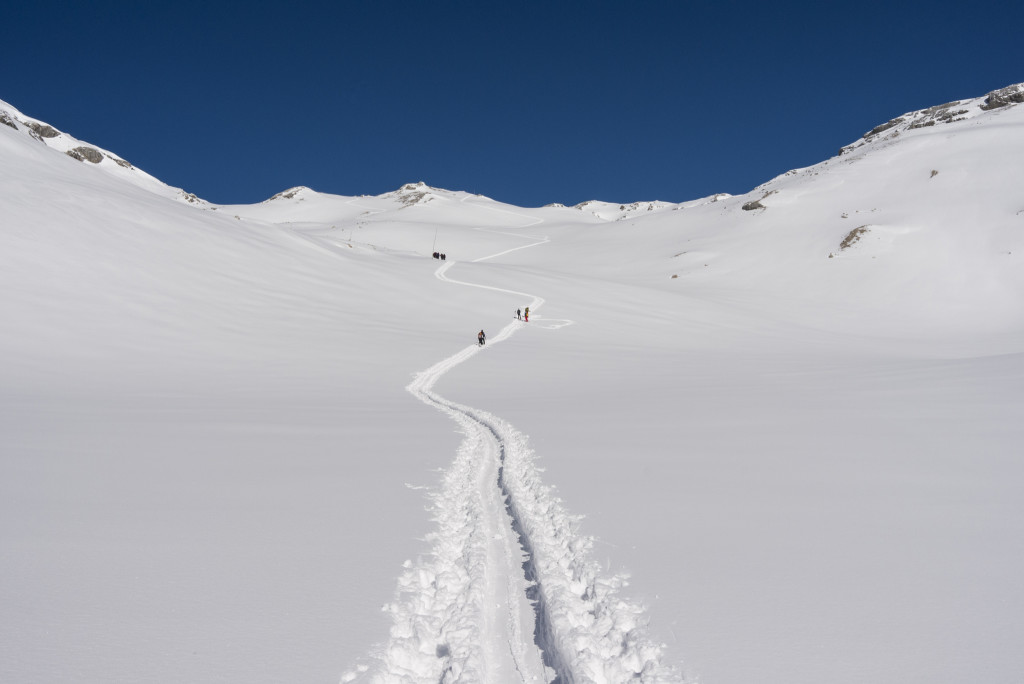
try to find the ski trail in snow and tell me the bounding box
[470,232,549,263]
[352,338,545,684]
[345,221,681,684]
[462,197,549,263]
[435,261,544,325]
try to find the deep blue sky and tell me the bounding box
[3,0,1021,207]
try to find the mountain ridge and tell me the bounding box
[4,82,1022,213]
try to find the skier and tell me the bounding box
[524,306,529,322]
[478,329,486,346]
[516,308,521,320]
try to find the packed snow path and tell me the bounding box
[344,225,681,683]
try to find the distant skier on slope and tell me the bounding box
[478,330,486,346]
[524,307,529,322]
[516,308,521,320]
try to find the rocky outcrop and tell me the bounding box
[1,112,16,130]
[840,225,870,250]
[268,187,308,201]
[392,182,437,207]
[864,117,905,139]
[25,121,60,138]
[66,146,104,163]
[980,84,1024,111]
[908,102,970,129]
[840,83,1023,156]
[742,189,777,211]
[863,102,970,139]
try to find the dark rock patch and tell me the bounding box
[26,121,60,138]
[742,189,776,211]
[66,146,103,163]
[864,117,904,139]
[840,225,870,250]
[980,85,1024,111]
[268,187,307,201]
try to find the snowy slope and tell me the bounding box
[0,98,211,207]
[2,84,1023,684]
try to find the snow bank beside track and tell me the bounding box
[375,419,490,683]
[477,406,681,683]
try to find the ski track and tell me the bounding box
[343,218,681,684]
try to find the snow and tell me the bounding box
[2,85,1023,684]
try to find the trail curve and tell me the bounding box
[344,220,681,684]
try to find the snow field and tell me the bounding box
[4,86,1024,684]
[350,251,681,682]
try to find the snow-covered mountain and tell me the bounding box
[0,98,211,207]
[839,82,1024,156]
[2,85,1023,684]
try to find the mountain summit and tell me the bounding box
[840,82,1024,156]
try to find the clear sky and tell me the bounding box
[3,0,1021,207]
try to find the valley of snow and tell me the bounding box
[2,84,1023,684]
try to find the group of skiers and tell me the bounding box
[432,252,446,260]
[478,307,529,346]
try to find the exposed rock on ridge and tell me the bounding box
[66,146,104,163]
[839,82,1024,156]
[980,83,1024,111]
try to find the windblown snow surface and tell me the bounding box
[2,84,1023,684]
